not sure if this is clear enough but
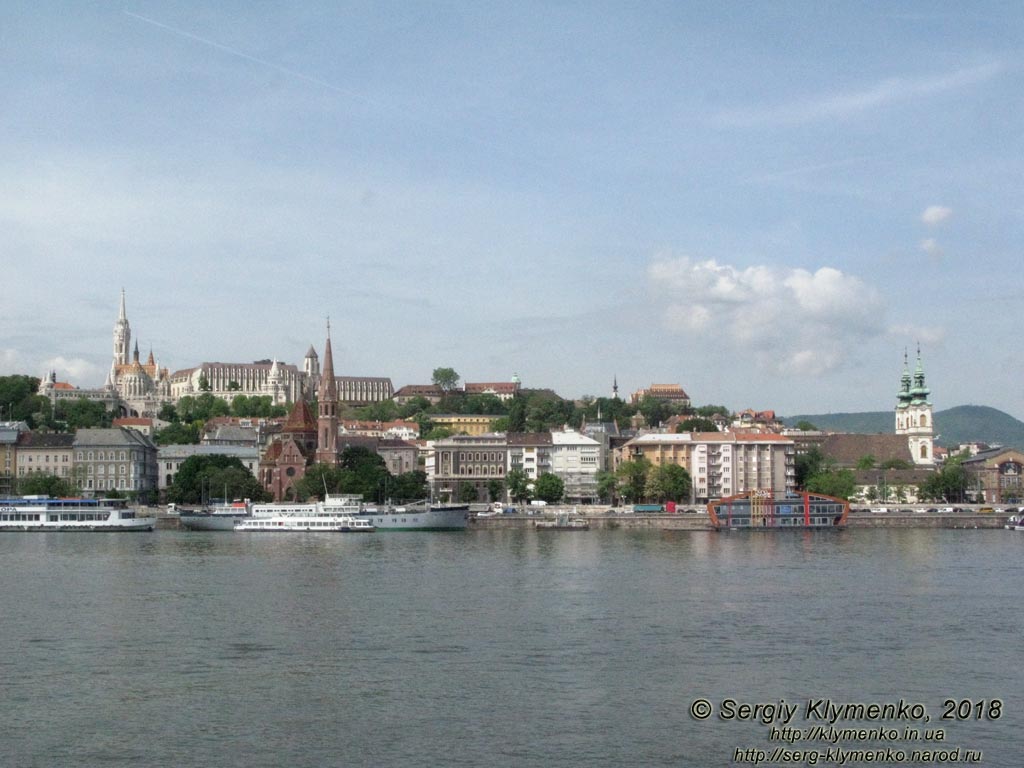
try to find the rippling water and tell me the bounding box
[1,529,1021,767]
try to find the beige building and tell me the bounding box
[622,432,795,502]
[16,433,75,481]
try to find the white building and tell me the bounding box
[549,428,604,503]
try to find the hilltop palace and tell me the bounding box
[37,290,392,418]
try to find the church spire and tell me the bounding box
[315,318,339,465]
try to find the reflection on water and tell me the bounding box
[0,529,1021,767]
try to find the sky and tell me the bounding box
[2,2,1022,419]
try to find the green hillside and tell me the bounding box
[783,405,1024,448]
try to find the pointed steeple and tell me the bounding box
[315,318,339,465]
[910,343,930,404]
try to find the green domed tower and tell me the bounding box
[894,346,934,465]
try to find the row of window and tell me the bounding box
[76,451,133,461]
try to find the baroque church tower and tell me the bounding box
[315,321,340,465]
[895,347,934,465]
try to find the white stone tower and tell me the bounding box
[113,288,131,367]
[895,346,934,465]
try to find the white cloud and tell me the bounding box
[717,61,1002,127]
[920,206,952,226]
[42,356,105,383]
[648,256,885,376]
[920,238,943,257]
[888,325,946,346]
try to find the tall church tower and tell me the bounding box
[895,346,934,465]
[315,321,340,466]
[113,288,131,367]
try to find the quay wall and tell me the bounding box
[471,511,1012,531]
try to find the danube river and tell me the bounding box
[1,529,1021,767]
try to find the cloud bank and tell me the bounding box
[647,256,885,376]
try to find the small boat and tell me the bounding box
[0,496,156,532]
[535,512,589,530]
[1006,514,1022,530]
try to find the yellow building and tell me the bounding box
[430,414,503,436]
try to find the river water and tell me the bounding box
[1,528,1021,767]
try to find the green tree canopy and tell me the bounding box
[855,455,877,470]
[805,468,856,500]
[676,417,717,433]
[154,421,201,446]
[17,473,79,498]
[167,454,270,504]
[615,458,651,503]
[54,397,112,431]
[645,463,692,502]
[506,468,530,502]
[431,367,460,393]
[534,473,565,503]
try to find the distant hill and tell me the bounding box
[783,405,1024,448]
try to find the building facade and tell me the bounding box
[15,433,75,481]
[549,428,603,503]
[962,448,1024,504]
[430,434,508,502]
[73,427,159,501]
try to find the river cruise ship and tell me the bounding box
[0,496,157,532]
[235,495,375,533]
[708,490,849,531]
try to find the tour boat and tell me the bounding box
[235,494,375,532]
[0,496,157,532]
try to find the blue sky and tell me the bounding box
[2,2,1022,419]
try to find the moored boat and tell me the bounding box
[0,496,156,532]
[360,500,469,531]
[235,494,375,532]
[534,512,589,530]
[178,500,251,531]
[708,490,848,531]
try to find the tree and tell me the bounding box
[506,468,530,503]
[391,470,429,502]
[534,473,565,503]
[17,473,78,498]
[596,470,618,504]
[432,367,460,393]
[676,417,717,433]
[55,397,112,431]
[458,483,479,503]
[197,374,211,392]
[636,396,669,428]
[806,468,856,500]
[507,396,527,433]
[795,447,826,489]
[856,455,877,470]
[167,454,269,504]
[487,478,505,503]
[615,458,651,502]
[795,420,818,431]
[645,464,692,502]
[154,421,200,445]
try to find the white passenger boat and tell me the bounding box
[235,494,375,532]
[0,496,157,532]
